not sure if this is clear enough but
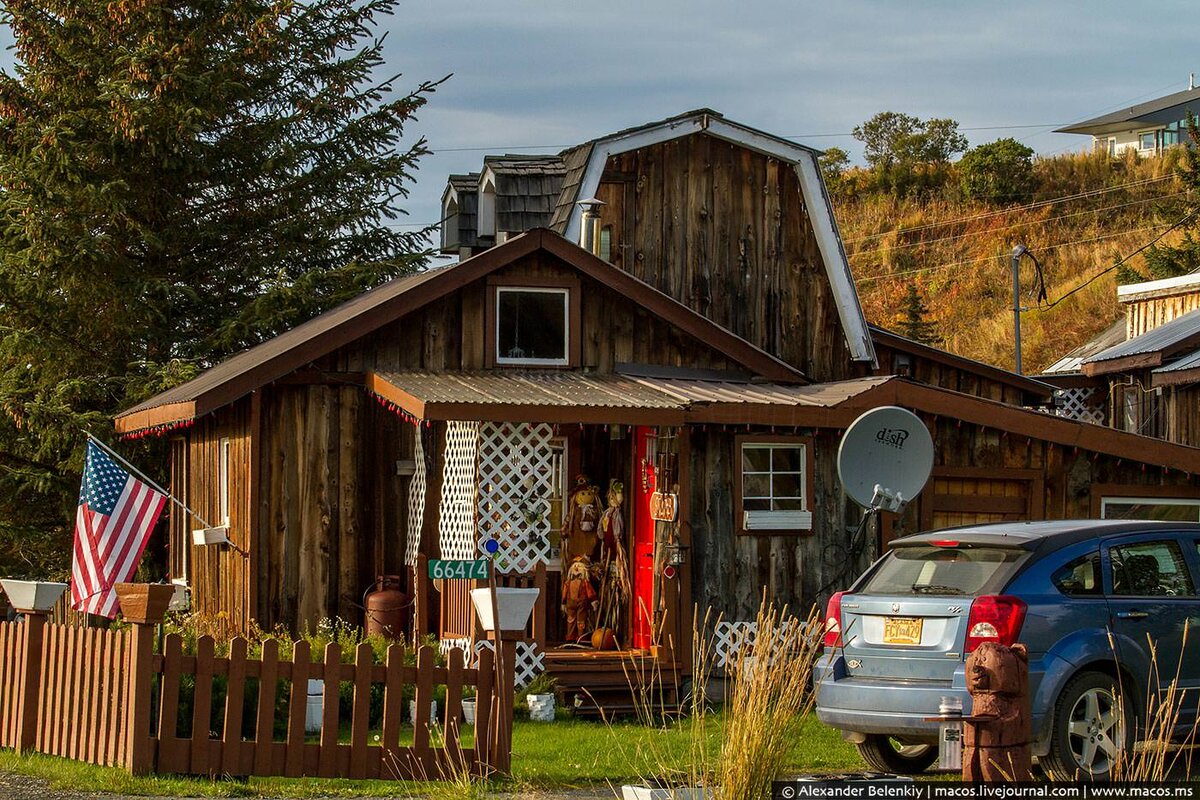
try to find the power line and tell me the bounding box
[854,220,1182,284]
[846,190,1190,258]
[1038,208,1200,310]
[842,174,1177,244]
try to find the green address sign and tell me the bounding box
[427,558,491,581]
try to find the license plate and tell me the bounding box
[883,616,923,645]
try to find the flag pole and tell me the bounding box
[84,432,216,531]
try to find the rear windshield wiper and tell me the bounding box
[911,584,966,595]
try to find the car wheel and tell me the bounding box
[1042,671,1131,780]
[856,734,938,774]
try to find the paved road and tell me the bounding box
[0,770,614,800]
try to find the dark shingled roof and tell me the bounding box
[549,144,594,235]
[483,155,566,233]
[1056,86,1200,135]
[441,173,479,252]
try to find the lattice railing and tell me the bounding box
[1052,387,1104,425]
[476,422,554,574]
[712,621,757,670]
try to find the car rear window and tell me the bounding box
[860,545,1026,596]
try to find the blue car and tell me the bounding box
[814,520,1200,779]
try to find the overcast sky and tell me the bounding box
[4,1,1198,241]
[385,0,1200,237]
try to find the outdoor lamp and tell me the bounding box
[0,579,69,614]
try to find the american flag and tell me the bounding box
[72,440,167,618]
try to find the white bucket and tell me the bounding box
[410,699,438,725]
[462,697,477,724]
[527,693,555,722]
[304,679,323,734]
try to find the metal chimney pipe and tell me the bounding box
[577,198,605,256]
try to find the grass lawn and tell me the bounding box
[0,713,866,797]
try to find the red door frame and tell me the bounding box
[631,427,656,650]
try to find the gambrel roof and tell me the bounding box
[541,109,875,364]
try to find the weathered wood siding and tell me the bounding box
[593,134,856,381]
[1125,292,1200,338]
[692,414,1200,622]
[259,386,411,632]
[873,341,1031,406]
[171,399,255,630]
[318,250,744,375]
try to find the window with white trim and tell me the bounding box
[1139,131,1157,152]
[495,287,569,366]
[1101,496,1200,522]
[740,441,812,532]
[219,437,231,527]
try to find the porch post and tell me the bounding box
[115,583,174,775]
[14,611,47,754]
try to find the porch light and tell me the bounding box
[0,579,69,614]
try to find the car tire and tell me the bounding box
[856,735,938,774]
[1041,671,1132,780]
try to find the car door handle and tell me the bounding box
[1116,610,1149,620]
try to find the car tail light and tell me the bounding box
[964,594,1026,653]
[823,591,845,648]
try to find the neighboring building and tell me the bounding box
[1056,79,1200,156]
[1042,273,1200,448]
[119,111,1200,706]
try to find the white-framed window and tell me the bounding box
[738,439,812,533]
[1138,131,1158,152]
[495,286,569,366]
[219,437,231,527]
[1101,496,1200,522]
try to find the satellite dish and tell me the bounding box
[837,406,934,513]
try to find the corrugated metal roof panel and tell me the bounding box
[1043,319,1127,374]
[1153,349,1200,374]
[1084,308,1200,365]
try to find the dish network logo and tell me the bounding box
[875,427,910,449]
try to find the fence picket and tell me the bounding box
[380,644,404,766]
[413,646,434,776]
[284,640,310,778]
[475,645,494,775]
[191,636,215,776]
[253,638,279,777]
[158,633,183,773]
[47,624,65,754]
[444,647,465,771]
[349,642,372,779]
[77,628,95,761]
[0,624,13,748]
[222,638,248,774]
[318,642,341,778]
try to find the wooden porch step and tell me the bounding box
[542,647,681,718]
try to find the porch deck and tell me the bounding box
[543,647,681,717]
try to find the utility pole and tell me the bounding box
[1011,245,1026,375]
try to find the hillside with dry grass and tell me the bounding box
[837,149,1193,373]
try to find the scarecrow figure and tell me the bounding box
[562,475,600,563]
[963,641,1032,781]
[561,555,598,642]
[593,479,630,648]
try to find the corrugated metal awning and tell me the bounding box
[365,370,893,426]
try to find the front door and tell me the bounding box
[632,427,657,650]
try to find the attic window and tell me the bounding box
[495,287,569,366]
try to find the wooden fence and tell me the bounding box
[0,584,514,779]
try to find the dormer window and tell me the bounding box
[485,276,580,368]
[496,287,568,365]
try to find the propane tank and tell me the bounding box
[364,575,408,639]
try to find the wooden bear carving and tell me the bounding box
[964,641,1032,781]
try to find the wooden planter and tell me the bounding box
[114,583,176,624]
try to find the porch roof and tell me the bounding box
[364,370,894,426]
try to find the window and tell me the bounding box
[1052,552,1103,596]
[1101,497,1200,522]
[1110,540,1194,597]
[495,287,569,366]
[219,437,231,527]
[1139,131,1158,152]
[738,439,812,533]
[862,545,1024,596]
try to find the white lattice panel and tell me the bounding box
[405,430,427,566]
[440,421,480,560]
[713,621,757,669]
[477,422,554,574]
[473,640,546,690]
[1054,387,1104,425]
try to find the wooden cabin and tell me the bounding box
[116,111,1200,704]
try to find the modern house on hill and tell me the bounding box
[118,110,1200,709]
[1056,79,1200,156]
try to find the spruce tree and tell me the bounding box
[899,284,939,346]
[0,0,439,570]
